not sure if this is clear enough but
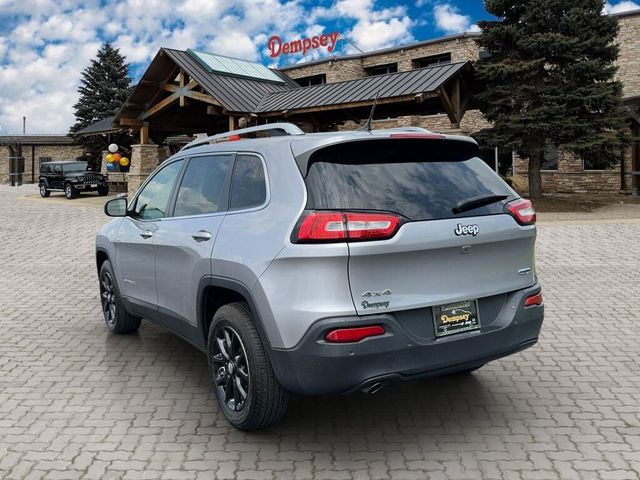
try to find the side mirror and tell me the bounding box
[104,197,127,217]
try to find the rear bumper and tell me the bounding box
[268,284,544,395]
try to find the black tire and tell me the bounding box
[39,182,50,198]
[64,183,77,199]
[208,302,288,430]
[99,260,141,334]
[98,186,109,196]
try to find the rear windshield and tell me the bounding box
[304,139,516,221]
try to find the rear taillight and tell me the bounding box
[294,211,401,243]
[524,292,543,307]
[506,199,536,226]
[325,325,385,343]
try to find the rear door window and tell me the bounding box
[173,155,233,217]
[229,154,267,210]
[304,139,516,221]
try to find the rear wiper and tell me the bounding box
[452,194,509,214]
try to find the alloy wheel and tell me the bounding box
[212,325,250,412]
[100,272,117,326]
[40,184,46,196]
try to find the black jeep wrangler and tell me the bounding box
[39,161,109,199]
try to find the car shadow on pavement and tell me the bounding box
[103,320,505,444]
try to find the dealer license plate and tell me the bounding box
[433,299,480,337]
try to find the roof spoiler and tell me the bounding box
[181,123,304,151]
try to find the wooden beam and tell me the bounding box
[452,78,461,121]
[439,87,459,127]
[228,116,239,131]
[262,95,416,117]
[119,118,143,127]
[179,70,187,107]
[140,123,149,144]
[184,90,222,106]
[140,93,179,120]
[207,105,224,115]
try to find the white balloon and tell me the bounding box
[108,144,118,153]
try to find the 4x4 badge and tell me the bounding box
[361,289,392,297]
[454,224,479,236]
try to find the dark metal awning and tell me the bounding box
[257,62,470,116]
[75,116,119,136]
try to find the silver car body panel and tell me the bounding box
[97,128,541,373]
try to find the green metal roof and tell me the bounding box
[188,49,285,84]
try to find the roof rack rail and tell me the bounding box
[181,123,305,151]
[372,127,433,134]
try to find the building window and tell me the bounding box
[498,149,514,176]
[365,63,398,76]
[413,52,452,69]
[541,145,559,170]
[582,151,611,171]
[295,74,326,87]
[479,147,514,176]
[480,148,497,171]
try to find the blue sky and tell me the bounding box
[0,0,638,133]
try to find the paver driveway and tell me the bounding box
[1,185,639,480]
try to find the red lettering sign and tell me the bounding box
[268,32,340,58]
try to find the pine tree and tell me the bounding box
[70,43,132,167]
[474,0,628,198]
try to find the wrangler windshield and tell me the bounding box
[304,139,516,221]
[62,161,88,173]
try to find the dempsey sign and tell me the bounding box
[268,32,340,58]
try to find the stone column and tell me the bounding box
[100,151,109,173]
[127,144,159,198]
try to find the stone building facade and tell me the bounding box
[0,137,84,184]
[280,11,640,194]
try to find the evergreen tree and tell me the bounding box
[475,0,627,198]
[71,42,133,167]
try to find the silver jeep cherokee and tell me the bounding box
[96,123,544,430]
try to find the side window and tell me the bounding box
[174,155,233,217]
[54,165,62,174]
[230,155,267,210]
[132,159,184,220]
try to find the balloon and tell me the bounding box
[119,157,129,167]
[108,144,118,153]
[106,162,116,171]
[105,154,114,163]
[113,153,122,161]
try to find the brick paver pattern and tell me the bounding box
[1,185,639,480]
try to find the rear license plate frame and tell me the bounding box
[433,299,480,337]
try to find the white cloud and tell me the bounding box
[310,0,414,54]
[604,1,640,13]
[433,3,480,34]
[0,0,417,133]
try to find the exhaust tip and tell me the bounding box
[362,382,384,395]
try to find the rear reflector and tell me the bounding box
[506,198,536,225]
[295,211,401,242]
[325,325,385,343]
[524,292,543,307]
